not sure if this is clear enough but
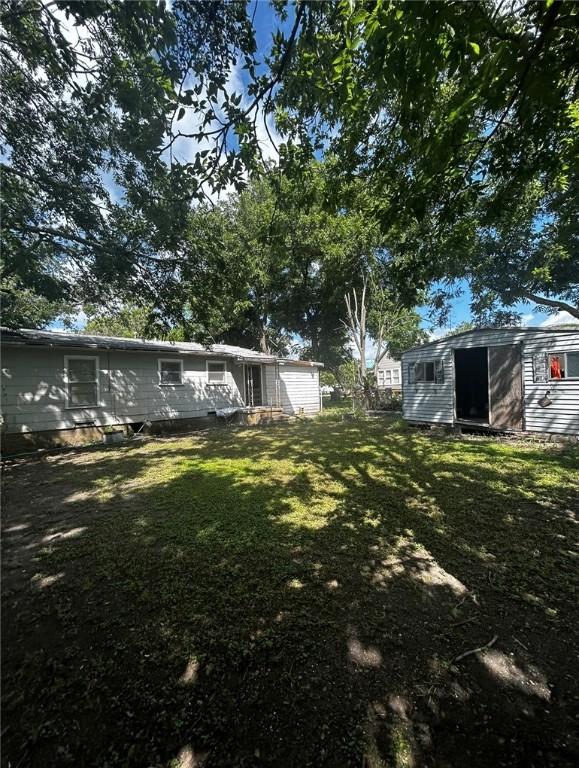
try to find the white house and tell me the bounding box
[0,328,323,452]
[401,327,579,435]
[375,356,402,389]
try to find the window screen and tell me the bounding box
[159,360,183,385]
[66,357,98,407]
[207,361,226,384]
[566,352,579,378]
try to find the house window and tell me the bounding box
[377,369,385,386]
[207,360,226,385]
[410,360,444,384]
[158,359,183,385]
[65,356,99,407]
[393,369,400,385]
[549,352,579,380]
[385,370,392,385]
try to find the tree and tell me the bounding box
[165,165,386,368]
[343,273,425,407]
[81,303,183,340]
[277,0,579,319]
[0,0,300,326]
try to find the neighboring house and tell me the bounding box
[0,328,323,452]
[375,356,402,389]
[401,327,579,435]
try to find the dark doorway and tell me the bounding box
[454,347,489,422]
[244,365,263,407]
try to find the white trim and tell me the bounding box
[158,358,184,386]
[206,359,227,385]
[64,355,101,409]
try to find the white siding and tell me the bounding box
[1,346,247,434]
[375,356,402,388]
[521,332,579,435]
[265,364,321,415]
[402,352,455,424]
[1,347,322,433]
[402,329,579,435]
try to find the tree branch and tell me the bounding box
[12,225,179,266]
[520,290,579,320]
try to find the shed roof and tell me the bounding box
[403,325,578,354]
[0,328,324,367]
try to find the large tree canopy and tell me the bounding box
[2,0,577,332]
[1,0,297,325]
[278,0,579,319]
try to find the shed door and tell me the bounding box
[488,345,523,430]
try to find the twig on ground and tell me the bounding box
[455,591,478,609]
[450,615,479,628]
[514,636,529,651]
[453,634,498,664]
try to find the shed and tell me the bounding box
[0,328,323,452]
[401,327,579,435]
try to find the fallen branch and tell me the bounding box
[453,634,498,663]
[449,615,479,628]
[513,636,529,651]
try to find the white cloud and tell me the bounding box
[520,312,535,326]
[539,311,579,327]
[427,327,449,341]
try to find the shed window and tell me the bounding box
[65,356,99,407]
[549,352,579,380]
[207,361,226,384]
[410,359,444,384]
[158,359,183,385]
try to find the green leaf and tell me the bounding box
[469,41,480,56]
[177,107,185,121]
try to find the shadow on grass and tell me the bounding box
[2,418,578,767]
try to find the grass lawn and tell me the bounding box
[2,414,578,767]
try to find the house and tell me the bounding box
[375,355,402,389]
[0,328,323,452]
[401,327,579,435]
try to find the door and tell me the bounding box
[488,345,523,430]
[454,347,489,422]
[244,365,263,406]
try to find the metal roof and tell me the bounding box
[0,328,324,367]
[403,325,579,354]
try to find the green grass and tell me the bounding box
[2,414,578,767]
